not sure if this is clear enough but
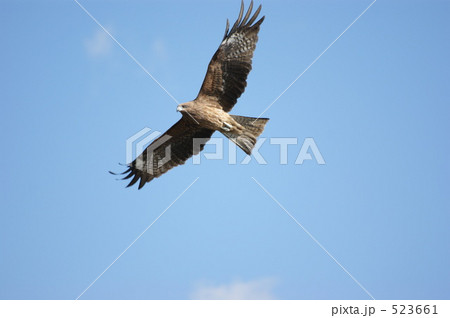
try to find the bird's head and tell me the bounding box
[176,104,186,113]
[176,102,193,113]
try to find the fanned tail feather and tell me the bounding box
[222,115,269,155]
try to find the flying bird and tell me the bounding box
[113,1,268,189]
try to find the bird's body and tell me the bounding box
[177,101,243,133]
[112,1,268,189]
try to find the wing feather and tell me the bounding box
[196,0,264,112]
[229,1,245,35]
[112,118,214,189]
[240,1,253,26]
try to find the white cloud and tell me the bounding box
[84,28,113,57]
[152,38,168,61]
[190,277,277,300]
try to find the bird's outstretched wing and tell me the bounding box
[196,0,264,112]
[112,118,214,189]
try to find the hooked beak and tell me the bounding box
[176,105,183,112]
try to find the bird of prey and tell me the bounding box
[113,1,268,189]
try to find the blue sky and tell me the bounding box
[1,0,449,300]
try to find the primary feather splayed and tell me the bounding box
[112,1,268,189]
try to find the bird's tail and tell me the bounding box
[222,115,269,155]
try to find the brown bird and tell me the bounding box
[113,1,268,189]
